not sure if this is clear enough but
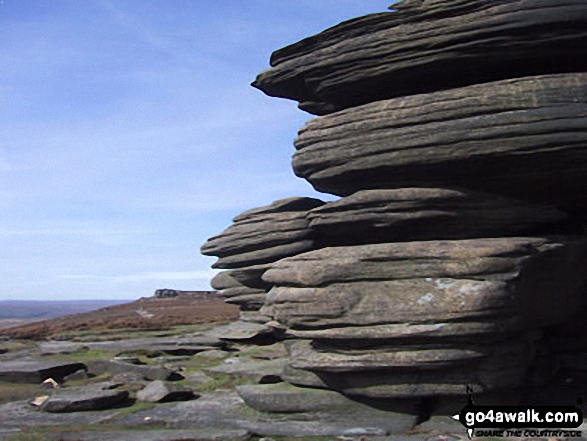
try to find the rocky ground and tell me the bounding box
[0,322,463,441]
[0,296,584,440]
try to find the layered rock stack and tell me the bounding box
[201,197,323,323]
[202,0,587,411]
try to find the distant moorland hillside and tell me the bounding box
[0,299,130,320]
[0,292,239,337]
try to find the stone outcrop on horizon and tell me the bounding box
[201,0,587,415]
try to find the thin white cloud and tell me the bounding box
[0,0,383,301]
[97,0,171,54]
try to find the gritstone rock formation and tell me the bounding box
[253,0,587,115]
[201,197,323,319]
[202,0,587,417]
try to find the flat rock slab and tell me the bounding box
[86,359,175,381]
[83,335,226,352]
[206,358,286,383]
[193,349,231,360]
[235,382,369,413]
[205,321,276,344]
[293,73,587,214]
[0,358,86,383]
[0,427,22,440]
[0,400,122,426]
[307,188,568,245]
[254,1,587,114]
[236,383,418,435]
[37,341,85,355]
[42,385,131,413]
[147,344,219,356]
[117,391,418,437]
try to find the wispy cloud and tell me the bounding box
[0,0,381,301]
[97,0,171,54]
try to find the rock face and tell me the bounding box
[261,237,587,397]
[292,74,587,214]
[263,238,587,332]
[253,1,587,115]
[202,0,587,417]
[306,188,569,245]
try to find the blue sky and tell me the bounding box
[0,1,388,301]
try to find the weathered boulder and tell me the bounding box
[136,380,197,403]
[199,0,587,415]
[0,359,86,384]
[253,1,587,114]
[307,188,569,245]
[41,383,131,413]
[292,74,587,214]
[154,289,178,298]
